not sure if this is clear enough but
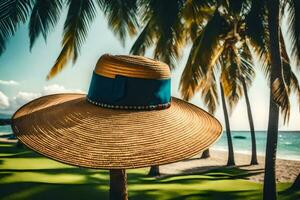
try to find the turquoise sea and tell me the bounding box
[1,114,299,160]
[213,130,300,161]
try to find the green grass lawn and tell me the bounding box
[0,142,299,200]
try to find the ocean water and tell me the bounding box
[1,113,299,160]
[213,130,300,161]
[0,113,12,136]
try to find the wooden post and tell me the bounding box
[109,169,128,200]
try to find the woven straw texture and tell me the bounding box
[12,94,222,169]
[94,54,170,79]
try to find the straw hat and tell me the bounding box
[11,54,222,169]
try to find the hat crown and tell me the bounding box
[94,54,171,79]
[87,54,172,110]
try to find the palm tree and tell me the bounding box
[131,0,262,167]
[241,73,258,165]
[264,2,285,198]
[245,0,299,199]
[219,79,235,165]
[263,0,300,198]
[179,2,258,167]
[180,0,299,171]
[244,0,300,199]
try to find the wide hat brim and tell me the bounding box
[12,93,222,169]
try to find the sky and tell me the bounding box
[0,11,299,131]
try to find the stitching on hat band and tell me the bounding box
[86,97,171,110]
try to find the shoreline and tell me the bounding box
[211,147,300,161]
[2,135,299,161]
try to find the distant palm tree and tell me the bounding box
[180,0,299,171]
[179,2,258,166]
[131,1,260,167]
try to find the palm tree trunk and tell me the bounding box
[264,0,282,199]
[200,149,210,158]
[220,82,235,166]
[109,169,128,200]
[148,165,160,176]
[264,97,279,200]
[290,173,300,191]
[241,78,258,165]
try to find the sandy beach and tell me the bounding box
[160,149,300,183]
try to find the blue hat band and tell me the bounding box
[87,72,171,110]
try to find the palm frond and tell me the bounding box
[272,76,291,123]
[225,0,250,17]
[220,46,243,113]
[281,31,300,119]
[190,0,216,9]
[29,0,63,49]
[240,42,255,87]
[98,0,139,44]
[182,0,214,26]
[245,0,269,73]
[200,70,219,114]
[179,11,227,101]
[192,11,228,75]
[47,0,97,79]
[286,0,300,66]
[282,60,300,107]
[0,0,32,55]
[180,35,203,101]
[140,0,186,68]
[130,19,156,55]
[153,21,185,68]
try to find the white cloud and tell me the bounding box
[12,92,41,106]
[43,84,84,95]
[0,80,19,86]
[0,91,10,109]
[0,84,84,113]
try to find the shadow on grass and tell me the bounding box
[166,189,260,200]
[0,182,258,200]
[0,142,299,200]
[158,167,264,184]
[0,144,38,158]
[0,182,109,200]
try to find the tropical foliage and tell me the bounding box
[0,0,140,79]
[1,0,300,199]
